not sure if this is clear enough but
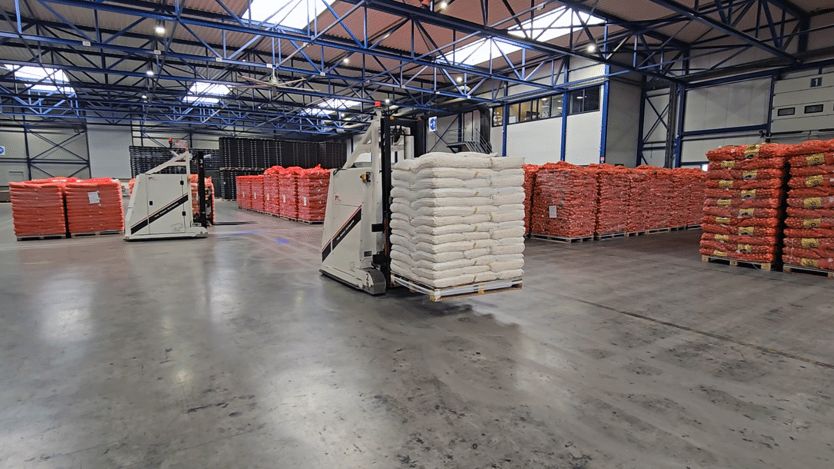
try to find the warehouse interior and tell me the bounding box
[2,0,834,467]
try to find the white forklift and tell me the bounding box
[320,110,425,295]
[124,145,209,241]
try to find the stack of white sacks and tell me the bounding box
[390,152,526,289]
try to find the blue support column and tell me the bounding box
[560,58,569,162]
[674,84,686,168]
[636,75,647,167]
[599,65,611,164]
[501,83,508,157]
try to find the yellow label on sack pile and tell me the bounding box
[804,197,822,209]
[717,198,732,206]
[807,153,825,165]
[743,144,761,159]
[739,226,755,235]
[738,244,752,253]
[802,238,820,249]
[741,189,756,199]
[801,258,820,268]
[714,234,729,242]
[806,175,824,187]
[713,250,727,257]
[716,217,731,224]
[719,180,734,188]
[721,160,735,169]
[739,208,755,217]
[804,219,822,228]
[742,170,758,180]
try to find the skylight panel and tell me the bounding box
[243,0,337,29]
[3,64,75,95]
[302,98,362,117]
[438,7,604,66]
[183,81,230,105]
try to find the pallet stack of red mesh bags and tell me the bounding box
[531,162,598,237]
[700,143,788,264]
[782,139,834,272]
[588,164,629,235]
[263,166,283,215]
[189,176,216,224]
[687,169,707,225]
[297,165,330,222]
[64,178,124,234]
[9,178,77,238]
[236,176,252,210]
[279,167,303,218]
[250,175,265,212]
[522,164,539,235]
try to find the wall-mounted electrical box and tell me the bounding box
[771,72,834,133]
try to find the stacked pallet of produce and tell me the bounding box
[590,164,629,236]
[531,162,598,239]
[687,169,707,225]
[522,164,539,235]
[189,176,216,224]
[236,176,251,210]
[9,179,73,239]
[297,166,330,222]
[279,167,303,219]
[250,175,265,212]
[389,152,525,288]
[263,166,283,215]
[625,169,652,232]
[700,144,787,264]
[65,178,124,234]
[783,140,834,272]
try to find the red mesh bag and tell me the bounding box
[263,166,283,215]
[703,197,781,209]
[785,140,829,157]
[522,164,539,234]
[787,174,834,189]
[784,246,834,259]
[706,178,784,189]
[703,206,780,219]
[783,237,834,249]
[706,168,786,180]
[249,175,265,212]
[64,178,124,234]
[236,176,252,210]
[786,196,834,209]
[701,216,780,227]
[701,232,778,245]
[297,165,331,222]
[701,223,779,237]
[628,166,672,230]
[787,152,834,167]
[706,143,790,161]
[785,217,834,229]
[789,164,834,176]
[784,227,834,238]
[686,169,707,226]
[782,255,834,270]
[789,187,834,198]
[279,167,303,218]
[707,158,785,171]
[588,164,629,234]
[700,247,777,262]
[626,169,650,232]
[530,162,598,237]
[786,207,834,218]
[704,188,783,199]
[700,240,778,255]
[9,180,69,237]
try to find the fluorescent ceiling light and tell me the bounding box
[438,7,603,66]
[3,64,75,95]
[302,97,361,116]
[184,81,230,105]
[243,0,337,29]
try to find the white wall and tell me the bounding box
[0,127,91,184]
[605,80,642,167]
[88,127,132,179]
[503,117,562,164]
[684,78,770,132]
[565,111,603,165]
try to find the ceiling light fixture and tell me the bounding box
[385,98,391,104]
[146,68,155,76]
[587,44,596,53]
[439,1,448,9]
[343,58,349,64]
[141,94,148,99]
[155,23,166,36]
[456,76,463,83]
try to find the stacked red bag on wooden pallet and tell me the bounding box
[700,143,787,263]
[64,178,124,234]
[589,164,629,235]
[297,165,330,222]
[531,162,598,237]
[250,175,265,212]
[782,139,834,271]
[687,170,707,225]
[279,167,303,218]
[189,175,216,224]
[522,164,539,234]
[263,166,283,215]
[9,178,77,238]
[236,176,252,210]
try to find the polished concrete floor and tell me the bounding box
[0,201,832,468]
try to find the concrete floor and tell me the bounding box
[0,201,833,469]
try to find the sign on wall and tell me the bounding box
[0,146,5,156]
[428,116,437,132]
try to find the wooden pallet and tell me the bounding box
[595,232,627,241]
[627,227,672,237]
[70,230,124,238]
[296,218,324,225]
[685,224,702,230]
[17,234,67,241]
[530,233,594,243]
[392,275,523,302]
[702,255,772,271]
[783,264,834,279]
